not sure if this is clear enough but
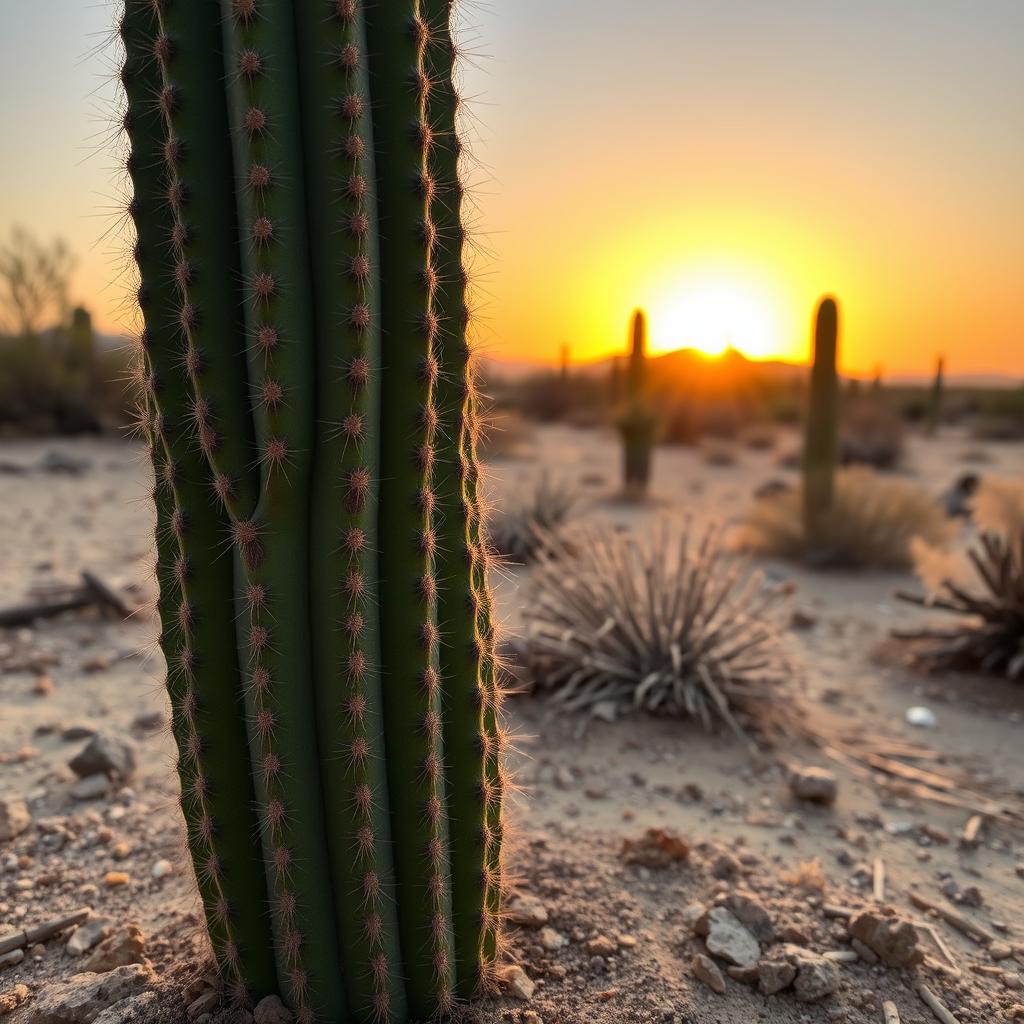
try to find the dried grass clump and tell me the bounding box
[522,519,794,737]
[742,467,952,570]
[897,479,1024,678]
[487,473,577,564]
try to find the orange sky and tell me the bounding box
[1,1,1021,376]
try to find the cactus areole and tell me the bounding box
[120,1,504,1021]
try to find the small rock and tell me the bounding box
[67,918,114,956]
[254,995,293,1024]
[27,963,154,1023]
[725,963,759,985]
[691,953,726,994]
[991,943,1014,961]
[848,910,923,968]
[757,957,797,995]
[905,706,937,729]
[725,891,775,943]
[710,852,742,880]
[0,798,31,842]
[586,936,617,957]
[152,859,173,879]
[619,827,690,868]
[0,983,29,1014]
[792,951,840,1003]
[498,965,535,1001]
[790,609,818,630]
[789,766,839,805]
[538,927,567,951]
[93,991,159,1023]
[850,937,878,964]
[505,894,548,928]
[32,675,55,696]
[103,871,130,888]
[701,907,760,967]
[0,949,25,968]
[68,734,137,781]
[62,725,97,742]
[71,774,112,801]
[81,924,147,973]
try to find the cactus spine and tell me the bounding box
[802,297,840,545]
[119,1,500,1021]
[616,309,656,493]
[927,354,945,436]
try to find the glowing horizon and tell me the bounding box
[0,1,1021,378]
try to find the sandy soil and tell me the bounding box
[1,428,1023,1024]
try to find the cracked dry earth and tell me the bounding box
[2,431,1024,1024]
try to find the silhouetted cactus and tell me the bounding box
[120,1,503,1020]
[927,355,945,436]
[802,298,840,543]
[616,310,657,493]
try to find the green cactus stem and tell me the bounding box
[616,309,657,494]
[802,297,840,545]
[120,0,500,1020]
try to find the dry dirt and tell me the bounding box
[1,427,1023,1024]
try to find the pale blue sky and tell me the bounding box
[2,0,1021,371]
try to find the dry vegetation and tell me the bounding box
[486,472,578,563]
[742,466,952,569]
[522,518,794,737]
[898,478,1024,677]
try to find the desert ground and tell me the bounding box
[1,426,1023,1024]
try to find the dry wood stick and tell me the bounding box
[0,908,90,955]
[907,891,996,944]
[960,814,984,849]
[917,982,959,1024]
[873,857,886,901]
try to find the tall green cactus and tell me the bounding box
[802,297,840,544]
[616,309,657,493]
[119,1,502,1021]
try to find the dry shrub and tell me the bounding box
[898,478,1024,678]
[780,858,827,891]
[700,438,738,466]
[522,519,794,737]
[487,473,577,564]
[741,423,777,451]
[840,399,904,469]
[742,466,952,570]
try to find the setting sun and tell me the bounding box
[647,271,787,360]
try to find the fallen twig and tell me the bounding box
[960,814,984,849]
[823,950,859,963]
[0,908,90,956]
[917,982,959,1024]
[823,904,855,919]
[0,571,133,628]
[907,891,995,945]
[873,857,886,902]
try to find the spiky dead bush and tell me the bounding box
[488,473,577,564]
[742,466,952,569]
[897,479,1024,678]
[522,520,793,736]
[840,399,904,469]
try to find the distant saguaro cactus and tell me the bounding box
[66,306,95,373]
[616,310,657,493]
[802,297,840,543]
[927,355,945,436]
[120,0,504,1021]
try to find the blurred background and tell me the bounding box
[0,0,1021,438]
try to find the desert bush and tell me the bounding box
[742,466,952,569]
[487,473,577,563]
[897,479,1024,678]
[741,423,777,450]
[700,438,739,466]
[0,333,138,437]
[522,519,793,736]
[662,397,744,445]
[840,398,904,469]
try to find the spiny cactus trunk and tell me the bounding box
[120,1,502,1021]
[802,297,840,545]
[927,355,945,436]
[618,309,656,493]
